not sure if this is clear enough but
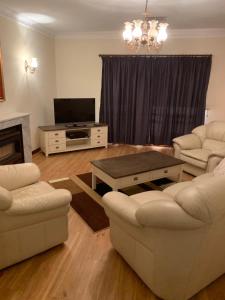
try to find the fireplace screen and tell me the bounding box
[0,125,24,165]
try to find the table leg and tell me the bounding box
[92,173,96,190]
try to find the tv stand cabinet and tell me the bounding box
[39,123,108,157]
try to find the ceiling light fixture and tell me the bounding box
[122,0,169,51]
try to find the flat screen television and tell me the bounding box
[54,98,95,124]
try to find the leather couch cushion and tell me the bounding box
[164,181,193,197]
[206,121,225,141]
[131,191,173,205]
[203,139,225,152]
[0,186,12,210]
[181,149,211,162]
[0,163,40,191]
[11,181,54,199]
[192,173,214,182]
[9,181,71,215]
[180,149,211,169]
[192,125,206,143]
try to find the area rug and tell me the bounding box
[51,174,174,232]
[51,178,109,232]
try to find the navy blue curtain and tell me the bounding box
[99,55,212,145]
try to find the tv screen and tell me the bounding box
[54,98,95,124]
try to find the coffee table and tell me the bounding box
[91,151,184,191]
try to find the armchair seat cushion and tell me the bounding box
[9,181,71,215]
[12,181,54,199]
[130,191,173,205]
[164,181,193,197]
[180,149,211,169]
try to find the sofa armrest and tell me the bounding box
[173,134,201,150]
[136,200,204,230]
[0,163,41,191]
[207,153,225,172]
[0,186,13,210]
[209,151,225,159]
[6,189,72,216]
[102,192,140,226]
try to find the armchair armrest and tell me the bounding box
[0,163,40,191]
[136,200,204,230]
[0,186,12,210]
[102,192,140,226]
[209,151,225,159]
[207,153,225,172]
[6,189,72,216]
[173,134,201,150]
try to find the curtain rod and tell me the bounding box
[99,54,212,58]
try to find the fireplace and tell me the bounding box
[0,125,24,165]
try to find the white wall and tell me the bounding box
[1,17,225,150]
[55,36,225,123]
[0,16,56,150]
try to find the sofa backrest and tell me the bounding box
[206,121,225,141]
[175,175,225,224]
[203,139,225,152]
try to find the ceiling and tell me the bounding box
[0,0,225,36]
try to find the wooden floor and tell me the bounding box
[0,145,225,300]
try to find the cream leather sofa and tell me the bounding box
[0,163,72,270]
[173,121,225,176]
[103,172,225,300]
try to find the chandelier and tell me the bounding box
[122,0,169,51]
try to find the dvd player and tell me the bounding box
[66,130,89,139]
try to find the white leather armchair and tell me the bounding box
[173,121,225,176]
[103,172,225,300]
[0,163,72,270]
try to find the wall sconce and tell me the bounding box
[25,57,38,73]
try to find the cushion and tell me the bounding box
[193,173,214,182]
[131,191,173,205]
[9,181,71,215]
[180,149,211,169]
[206,121,225,141]
[203,139,225,152]
[192,125,206,143]
[164,181,193,197]
[0,186,12,210]
[0,163,40,191]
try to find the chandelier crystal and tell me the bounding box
[122,0,169,51]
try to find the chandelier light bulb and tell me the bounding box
[132,20,143,39]
[157,23,169,43]
[148,20,158,38]
[123,22,133,41]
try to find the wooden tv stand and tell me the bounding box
[39,123,108,157]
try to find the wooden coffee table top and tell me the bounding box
[91,151,184,179]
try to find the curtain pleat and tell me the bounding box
[99,55,212,145]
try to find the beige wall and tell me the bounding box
[55,36,225,123]
[0,17,56,150]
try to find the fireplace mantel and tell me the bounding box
[0,113,32,163]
